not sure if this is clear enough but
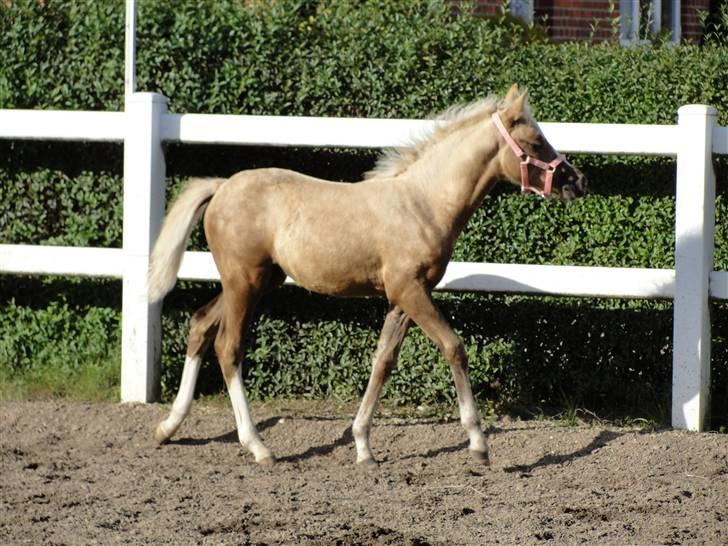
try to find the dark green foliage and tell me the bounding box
[1,0,727,425]
[0,1,124,111]
[0,279,121,400]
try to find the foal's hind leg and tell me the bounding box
[352,305,411,465]
[396,285,489,464]
[215,272,274,465]
[155,294,223,443]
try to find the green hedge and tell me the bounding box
[1,0,727,424]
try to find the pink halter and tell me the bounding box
[491,112,565,198]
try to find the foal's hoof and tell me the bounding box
[356,457,379,470]
[256,455,276,467]
[154,423,171,445]
[470,449,490,466]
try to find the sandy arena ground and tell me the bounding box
[1,399,727,545]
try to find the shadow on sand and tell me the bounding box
[503,429,623,475]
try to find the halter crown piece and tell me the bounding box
[491,112,565,199]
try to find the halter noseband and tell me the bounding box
[491,112,565,198]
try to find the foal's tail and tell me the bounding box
[148,178,226,303]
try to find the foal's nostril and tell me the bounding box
[562,186,577,202]
[575,174,588,195]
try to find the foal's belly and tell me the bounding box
[275,249,385,298]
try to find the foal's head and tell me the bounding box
[494,86,587,202]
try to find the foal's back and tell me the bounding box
[204,167,435,298]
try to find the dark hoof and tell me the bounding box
[470,449,490,466]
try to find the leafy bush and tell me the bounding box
[0,287,120,400]
[0,0,727,424]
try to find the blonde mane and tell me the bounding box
[365,95,530,180]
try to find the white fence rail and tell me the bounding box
[0,94,725,432]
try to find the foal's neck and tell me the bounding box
[410,122,501,236]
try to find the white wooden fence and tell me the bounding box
[0,1,726,431]
[1,96,725,431]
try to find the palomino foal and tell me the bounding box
[149,86,586,466]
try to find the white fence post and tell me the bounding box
[121,92,168,402]
[124,0,137,99]
[672,105,717,431]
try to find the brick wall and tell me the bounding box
[467,0,711,43]
[533,0,617,42]
[682,0,710,41]
[468,0,502,17]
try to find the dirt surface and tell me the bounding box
[1,400,727,545]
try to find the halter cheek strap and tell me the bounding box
[491,112,565,198]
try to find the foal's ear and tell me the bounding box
[501,87,529,126]
[505,84,520,103]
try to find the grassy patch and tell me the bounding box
[0,295,121,402]
[0,353,119,402]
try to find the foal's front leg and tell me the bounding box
[352,305,411,465]
[397,285,489,464]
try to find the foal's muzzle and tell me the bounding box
[558,167,588,202]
